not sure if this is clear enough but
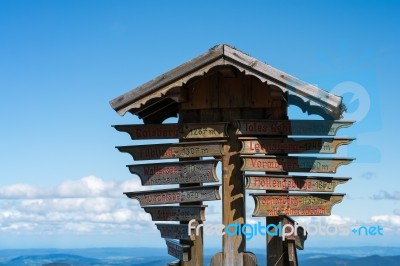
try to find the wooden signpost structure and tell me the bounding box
[110,44,355,265]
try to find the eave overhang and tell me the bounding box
[110,44,344,120]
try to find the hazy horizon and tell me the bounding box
[1,0,399,255]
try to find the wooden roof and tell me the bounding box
[110,44,344,120]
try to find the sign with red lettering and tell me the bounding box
[251,193,345,216]
[117,140,226,161]
[245,175,350,192]
[113,122,228,139]
[128,160,219,186]
[125,185,221,206]
[241,156,354,173]
[144,205,207,221]
[235,120,354,136]
[240,138,354,154]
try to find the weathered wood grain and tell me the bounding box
[251,193,345,216]
[235,120,354,136]
[240,138,354,154]
[143,205,207,221]
[245,175,350,192]
[117,140,226,160]
[281,216,307,250]
[113,122,228,139]
[241,156,354,173]
[125,185,221,206]
[128,160,219,186]
[156,223,196,241]
[165,239,191,261]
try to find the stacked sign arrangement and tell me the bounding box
[109,44,357,266]
[113,119,354,264]
[236,119,354,263]
[113,123,229,262]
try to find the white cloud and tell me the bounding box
[56,175,138,198]
[303,214,355,225]
[18,197,121,214]
[4,175,398,239]
[64,222,93,233]
[0,184,42,199]
[57,176,110,198]
[371,215,400,227]
[0,175,144,200]
[0,175,151,235]
[360,171,377,180]
[371,190,400,200]
[293,214,400,236]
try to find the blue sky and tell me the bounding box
[0,0,400,250]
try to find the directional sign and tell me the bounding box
[128,160,219,186]
[156,223,196,241]
[250,193,345,216]
[282,216,307,250]
[125,185,221,206]
[113,123,228,140]
[235,120,354,136]
[143,205,207,221]
[117,140,226,161]
[165,239,191,261]
[245,175,350,192]
[240,138,354,154]
[241,156,354,173]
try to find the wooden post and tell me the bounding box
[179,110,203,266]
[267,98,289,266]
[266,216,287,266]
[221,112,245,266]
[287,241,298,266]
[179,189,203,266]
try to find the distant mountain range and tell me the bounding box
[301,255,400,266]
[0,246,399,265]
